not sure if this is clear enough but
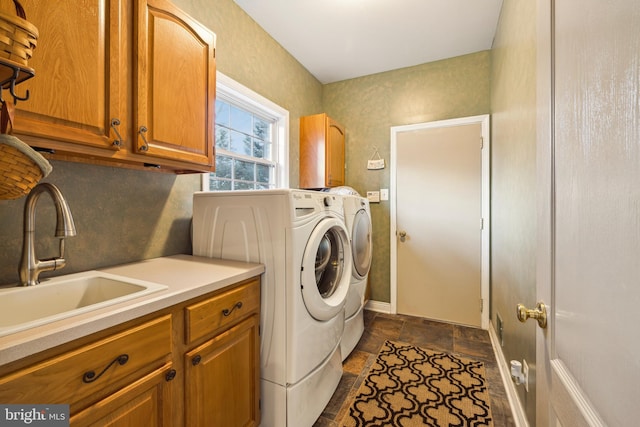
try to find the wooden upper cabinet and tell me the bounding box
[5,0,216,172]
[299,113,345,189]
[135,0,216,167]
[9,0,125,152]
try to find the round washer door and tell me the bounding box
[351,209,373,280]
[301,217,353,321]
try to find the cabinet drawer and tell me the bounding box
[0,315,172,407]
[185,278,260,344]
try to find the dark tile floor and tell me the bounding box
[314,310,516,426]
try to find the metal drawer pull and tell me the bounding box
[82,354,129,383]
[222,301,243,317]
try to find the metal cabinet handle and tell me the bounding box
[165,369,177,382]
[192,355,202,366]
[110,118,123,148]
[516,301,547,329]
[82,354,129,383]
[222,301,243,317]
[138,126,149,151]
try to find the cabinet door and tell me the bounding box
[299,113,326,189]
[11,0,125,152]
[300,113,345,188]
[185,315,260,427]
[326,117,345,187]
[135,0,215,168]
[70,364,174,427]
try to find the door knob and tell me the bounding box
[397,230,407,242]
[516,301,547,329]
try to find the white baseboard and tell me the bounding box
[488,323,530,427]
[364,300,391,313]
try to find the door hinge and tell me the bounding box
[480,298,484,313]
[480,218,484,230]
[480,136,484,149]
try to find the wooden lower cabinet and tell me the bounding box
[0,276,261,427]
[185,315,260,427]
[71,364,174,427]
[0,316,173,410]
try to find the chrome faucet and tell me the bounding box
[19,183,77,286]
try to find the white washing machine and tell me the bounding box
[192,189,353,427]
[340,194,373,360]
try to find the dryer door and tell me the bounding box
[301,217,352,321]
[351,209,373,280]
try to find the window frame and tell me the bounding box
[201,71,289,190]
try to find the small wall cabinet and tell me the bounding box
[299,113,345,189]
[6,0,216,173]
[0,276,261,427]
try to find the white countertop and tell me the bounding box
[0,254,264,366]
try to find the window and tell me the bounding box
[202,72,289,191]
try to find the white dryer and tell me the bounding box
[340,194,372,360]
[192,189,353,427]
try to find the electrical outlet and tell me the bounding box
[522,359,529,392]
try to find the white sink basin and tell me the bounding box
[0,271,168,337]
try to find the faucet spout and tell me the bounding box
[19,183,77,286]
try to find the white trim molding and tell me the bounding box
[489,323,530,427]
[364,300,391,314]
[202,71,290,190]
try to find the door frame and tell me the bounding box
[390,114,490,329]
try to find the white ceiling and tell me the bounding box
[234,0,504,84]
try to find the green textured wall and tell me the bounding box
[0,0,322,285]
[490,0,537,423]
[323,52,491,303]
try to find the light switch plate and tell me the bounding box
[380,189,389,201]
[367,191,380,203]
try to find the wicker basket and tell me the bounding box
[0,133,51,199]
[0,0,37,66]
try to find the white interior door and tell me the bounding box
[534,0,640,425]
[391,115,490,329]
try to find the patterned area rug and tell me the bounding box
[341,340,494,427]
